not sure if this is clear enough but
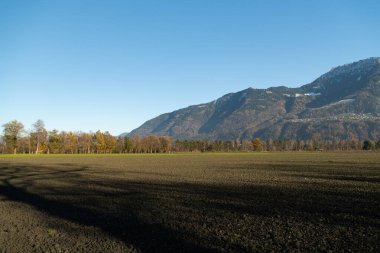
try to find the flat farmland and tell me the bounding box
[0,152,379,253]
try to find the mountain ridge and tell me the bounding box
[129,57,380,140]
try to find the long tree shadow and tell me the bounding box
[0,162,379,252]
[0,164,216,253]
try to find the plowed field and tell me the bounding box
[0,152,379,252]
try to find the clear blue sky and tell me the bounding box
[1,0,379,135]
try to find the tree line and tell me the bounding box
[1,119,380,154]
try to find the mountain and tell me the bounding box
[118,132,129,138]
[129,57,380,140]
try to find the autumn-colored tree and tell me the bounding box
[142,135,160,153]
[104,131,117,153]
[68,132,78,154]
[252,138,263,151]
[4,118,380,154]
[159,136,173,153]
[94,131,106,153]
[2,120,24,154]
[132,136,142,153]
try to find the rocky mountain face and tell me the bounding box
[129,57,380,140]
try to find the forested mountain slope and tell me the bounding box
[130,57,380,140]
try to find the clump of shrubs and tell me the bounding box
[362,140,380,150]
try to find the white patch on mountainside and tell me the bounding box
[319,99,355,109]
[283,92,321,98]
[333,99,355,105]
[305,92,321,96]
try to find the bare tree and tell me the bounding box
[159,136,173,153]
[142,135,160,153]
[31,119,48,154]
[78,132,93,154]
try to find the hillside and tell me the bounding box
[129,57,380,140]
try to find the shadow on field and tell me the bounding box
[0,163,379,252]
[0,164,216,253]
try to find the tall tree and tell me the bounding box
[104,131,117,153]
[2,120,24,154]
[0,135,5,154]
[252,138,263,151]
[131,136,142,153]
[142,135,160,153]
[78,132,93,154]
[95,131,106,153]
[18,136,30,154]
[124,137,135,153]
[48,129,64,154]
[31,119,48,154]
[159,136,173,153]
[363,140,376,150]
[68,131,78,154]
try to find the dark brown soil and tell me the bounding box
[0,152,379,252]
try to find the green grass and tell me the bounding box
[47,228,57,236]
[0,152,274,158]
[0,150,365,158]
